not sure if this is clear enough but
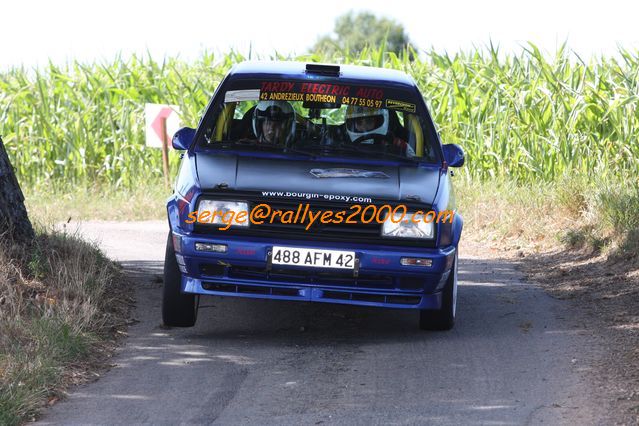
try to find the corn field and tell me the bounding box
[0,44,638,189]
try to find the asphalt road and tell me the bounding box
[39,221,608,425]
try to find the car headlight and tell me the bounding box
[197,199,249,228]
[382,212,434,239]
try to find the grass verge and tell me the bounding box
[23,180,170,224]
[0,226,132,424]
[457,175,639,258]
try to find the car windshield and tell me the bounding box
[198,81,438,163]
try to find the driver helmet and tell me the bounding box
[252,100,296,144]
[345,106,389,142]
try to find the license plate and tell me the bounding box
[271,246,356,269]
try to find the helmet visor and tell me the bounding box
[346,114,385,133]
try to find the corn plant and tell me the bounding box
[0,45,637,189]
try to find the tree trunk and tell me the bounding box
[0,136,34,243]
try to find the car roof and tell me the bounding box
[228,61,417,89]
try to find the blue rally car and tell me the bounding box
[164,61,464,330]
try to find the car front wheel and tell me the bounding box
[162,233,198,327]
[419,251,458,331]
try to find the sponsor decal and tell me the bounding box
[260,191,373,203]
[224,89,261,102]
[257,81,389,109]
[385,99,416,113]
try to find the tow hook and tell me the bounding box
[266,250,273,271]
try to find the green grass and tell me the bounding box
[561,180,639,257]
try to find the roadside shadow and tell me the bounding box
[118,260,164,281]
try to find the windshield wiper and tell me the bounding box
[356,148,417,162]
[206,141,415,162]
[214,140,282,150]
[205,140,316,157]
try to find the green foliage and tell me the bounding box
[1,44,638,189]
[312,11,413,57]
[27,245,47,280]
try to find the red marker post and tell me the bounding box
[145,104,181,189]
[160,116,170,188]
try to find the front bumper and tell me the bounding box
[173,232,456,310]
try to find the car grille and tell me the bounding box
[229,265,394,289]
[193,192,436,247]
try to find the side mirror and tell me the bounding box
[172,127,196,150]
[442,144,465,167]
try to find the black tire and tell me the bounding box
[419,251,458,331]
[162,233,198,327]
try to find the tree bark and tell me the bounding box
[0,136,34,243]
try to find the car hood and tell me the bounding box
[195,154,441,204]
